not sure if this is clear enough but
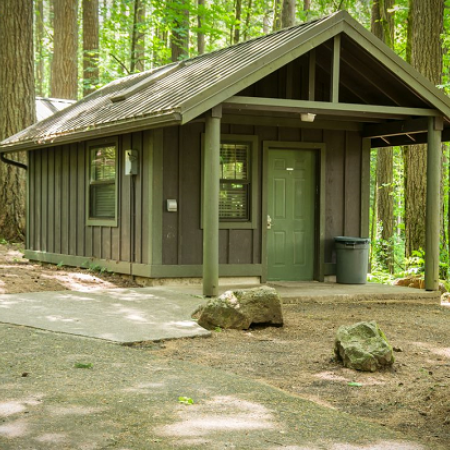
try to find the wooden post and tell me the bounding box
[203,106,221,296]
[331,35,341,103]
[308,49,316,101]
[425,116,442,291]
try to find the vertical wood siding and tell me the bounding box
[28,131,151,265]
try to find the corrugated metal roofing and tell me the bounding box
[0,14,336,150]
[2,10,450,152]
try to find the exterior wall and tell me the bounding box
[162,122,364,274]
[27,131,153,273]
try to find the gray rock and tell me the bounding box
[334,321,394,372]
[197,286,283,330]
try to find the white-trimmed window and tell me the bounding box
[87,139,118,226]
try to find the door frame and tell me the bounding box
[261,141,326,283]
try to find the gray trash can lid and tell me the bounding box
[334,236,370,244]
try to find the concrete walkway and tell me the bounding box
[0,283,442,449]
[0,282,440,344]
[0,287,210,344]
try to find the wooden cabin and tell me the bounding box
[1,11,450,295]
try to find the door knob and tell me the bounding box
[267,215,272,230]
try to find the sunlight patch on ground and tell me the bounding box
[35,433,67,443]
[158,395,278,438]
[46,315,80,323]
[413,341,450,359]
[0,419,29,438]
[46,405,105,417]
[314,371,350,382]
[44,272,117,292]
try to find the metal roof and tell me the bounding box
[2,10,450,152]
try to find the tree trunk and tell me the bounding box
[197,0,205,54]
[404,0,443,257]
[371,0,395,272]
[0,0,35,241]
[83,0,99,96]
[35,0,45,96]
[234,0,242,44]
[281,0,296,28]
[130,0,146,73]
[170,0,190,62]
[273,0,282,31]
[242,0,253,41]
[51,0,79,99]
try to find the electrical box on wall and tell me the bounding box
[125,150,139,175]
[166,199,177,212]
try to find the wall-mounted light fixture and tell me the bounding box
[300,113,316,122]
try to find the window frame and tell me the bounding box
[202,134,259,230]
[86,137,119,227]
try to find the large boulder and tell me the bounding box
[197,286,283,330]
[334,321,394,372]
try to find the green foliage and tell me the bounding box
[74,362,94,369]
[178,396,194,404]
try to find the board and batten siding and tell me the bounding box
[27,131,153,270]
[161,122,363,272]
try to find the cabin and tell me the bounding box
[1,11,449,296]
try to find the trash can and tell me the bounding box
[334,236,370,284]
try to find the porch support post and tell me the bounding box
[425,116,443,291]
[203,106,222,297]
[331,35,341,103]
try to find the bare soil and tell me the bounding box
[2,243,450,449]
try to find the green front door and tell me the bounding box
[267,149,315,281]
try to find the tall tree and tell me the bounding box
[404,0,444,257]
[371,0,395,272]
[273,0,282,31]
[281,0,296,28]
[234,0,242,44]
[0,0,35,240]
[83,0,99,96]
[169,0,190,62]
[35,0,45,96]
[51,0,79,99]
[130,0,146,73]
[197,0,205,54]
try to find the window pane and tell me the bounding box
[90,183,115,218]
[91,146,116,182]
[219,183,249,220]
[220,144,248,180]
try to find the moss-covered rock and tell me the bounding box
[334,321,394,372]
[197,286,283,330]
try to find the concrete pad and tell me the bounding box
[0,287,210,344]
[0,323,434,450]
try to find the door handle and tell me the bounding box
[267,215,272,230]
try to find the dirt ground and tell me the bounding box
[2,243,450,449]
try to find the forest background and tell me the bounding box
[0,0,448,284]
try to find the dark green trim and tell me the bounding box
[201,134,259,230]
[86,137,119,227]
[342,18,450,119]
[360,138,371,238]
[180,14,346,123]
[26,151,30,249]
[425,117,442,291]
[24,250,262,278]
[151,264,262,278]
[261,141,326,283]
[331,35,341,103]
[221,114,362,131]
[152,129,164,265]
[308,49,316,101]
[224,96,441,119]
[0,114,182,154]
[142,130,153,266]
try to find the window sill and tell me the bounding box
[86,218,118,227]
